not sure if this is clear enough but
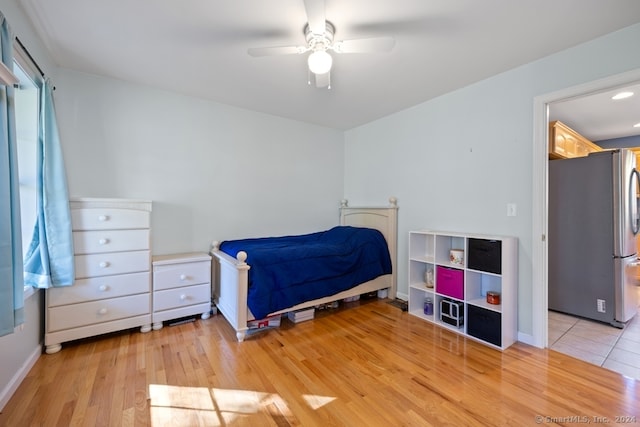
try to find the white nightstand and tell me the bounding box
[151,252,212,330]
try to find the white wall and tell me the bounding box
[54,69,345,255]
[344,23,640,338]
[0,293,42,410]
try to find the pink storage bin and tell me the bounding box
[436,265,464,299]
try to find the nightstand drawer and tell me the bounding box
[47,293,151,331]
[72,208,150,231]
[73,229,150,254]
[47,272,150,307]
[153,283,211,312]
[153,261,210,291]
[75,250,150,279]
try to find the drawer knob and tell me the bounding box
[179,274,187,281]
[98,238,109,245]
[98,214,109,222]
[180,294,187,301]
[98,285,108,292]
[99,261,110,268]
[98,308,108,315]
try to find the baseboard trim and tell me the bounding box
[395,292,408,301]
[0,345,41,412]
[517,332,538,347]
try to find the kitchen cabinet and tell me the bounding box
[549,120,602,159]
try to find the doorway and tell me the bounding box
[532,68,640,352]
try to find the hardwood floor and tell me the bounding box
[2,298,639,426]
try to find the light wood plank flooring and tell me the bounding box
[1,298,639,426]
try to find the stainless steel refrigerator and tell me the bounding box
[549,148,640,327]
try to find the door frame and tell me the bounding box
[532,68,640,348]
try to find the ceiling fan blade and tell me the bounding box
[303,0,326,34]
[333,37,395,54]
[314,71,330,88]
[247,45,306,57]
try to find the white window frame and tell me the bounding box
[13,40,43,301]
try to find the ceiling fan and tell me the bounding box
[247,0,395,89]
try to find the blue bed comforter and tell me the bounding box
[219,226,392,319]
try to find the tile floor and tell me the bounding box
[548,286,640,380]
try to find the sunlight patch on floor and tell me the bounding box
[148,384,335,426]
[302,394,336,410]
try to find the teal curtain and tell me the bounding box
[23,79,74,288]
[0,13,24,336]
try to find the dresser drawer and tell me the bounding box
[72,208,150,231]
[153,261,210,291]
[153,283,211,312]
[47,272,150,307]
[47,293,151,332]
[75,250,150,279]
[73,229,150,255]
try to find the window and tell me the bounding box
[13,41,43,299]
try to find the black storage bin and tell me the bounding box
[467,238,502,274]
[467,305,501,347]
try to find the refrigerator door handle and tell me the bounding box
[629,168,640,235]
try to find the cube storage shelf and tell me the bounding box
[408,230,517,350]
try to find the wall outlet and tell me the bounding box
[597,299,606,313]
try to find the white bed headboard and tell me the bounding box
[340,197,398,299]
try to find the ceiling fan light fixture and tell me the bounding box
[307,50,332,75]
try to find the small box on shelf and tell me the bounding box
[467,305,502,347]
[436,265,464,299]
[467,238,502,274]
[440,298,464,328]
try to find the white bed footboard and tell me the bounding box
[210,197,398,342]
[210,242,251,341]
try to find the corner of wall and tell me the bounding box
[0,344,41,411]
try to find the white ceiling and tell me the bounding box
[18,0,640,131]
[549,83,640,142]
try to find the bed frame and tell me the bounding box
[210,197,398,342]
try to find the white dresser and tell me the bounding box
[151,252,212,330]
[45,198,152,354]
